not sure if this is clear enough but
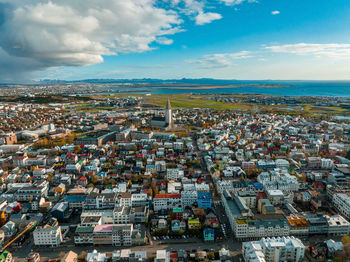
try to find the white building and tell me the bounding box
[116,192,132,207]
[267,190,284,205]
[153,193,182,211]
[234,219,290,240]
[181,190,197,208]
[326,215,350,236]
[166,168,184,181]
[195,183,210,192]
[333,193,350,220]
[242,237,305,262]
[113,206,131,224]
[275,159,290,169]
[87,250,107,262]
[321,158,334,169]
[34,226,63,247]
[155,161,166,173]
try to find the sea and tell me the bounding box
[111,81,350,97]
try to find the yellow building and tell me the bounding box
[55,183,66,194]
[188,219,201,230]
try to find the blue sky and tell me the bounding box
[1,0,350,81]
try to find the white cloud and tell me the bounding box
[156,37,174,45]
[221,0,257,6]
[265,43,350,59]
[0,0,259,80]
[0,0,181,69]
[187,51,253,68]
[271,10,280,15]
[195,12,222,25]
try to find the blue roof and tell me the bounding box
[64,195,86,202]
[253,182,264,189]
[204,227,214,234]
[52,202,68,212]
[197,192,212,199]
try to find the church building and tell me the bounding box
[150,99,173,130]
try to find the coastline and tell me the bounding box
[157,84,288,90]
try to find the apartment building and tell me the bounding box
[242,236,305,262]
[333,193,350,220]
[33,226,63,247]
[181,190,197,208]
[166,168,184,181]
[153,193,182,211]
[326,215,350,236]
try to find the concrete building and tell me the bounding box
[326,214,350,236]
[242,236,305,262]
[166,168,184,181]
[181,190,197,208]
[333,193,350,220]
[153,193,182,211]
[33,226,63,247]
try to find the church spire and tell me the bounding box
[166,98,172,110]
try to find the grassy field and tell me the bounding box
[144,94,251,110]
[79,93,350,116]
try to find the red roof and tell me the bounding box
[154,193,181,199]
[79,176,87,181]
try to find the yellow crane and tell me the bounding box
[1,221,37,252]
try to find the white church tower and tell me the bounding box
[165,98,172,127]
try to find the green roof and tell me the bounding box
[0,251,9,262]
[75,226,94,233]
[173,207,183,213]
[188,219,200,224]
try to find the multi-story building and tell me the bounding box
[166,169,184,181]
[307,157,321,169]
[242,236,305,262]
[113,206,131,224]
[181,190,197,208]
[85,193,117,210]
[333,193,350,220]
[197,192,212,209]
[234,218,290,240]
[130,206,149,223]
[155,161,166,173]
[92,224,133,247]
[287,215,308,236]
[116,192,132,207]
[131,193,149,207]
[112,224,133,246]
[33,226,63,247]
[304,214,329,235]
[15,181,49,202]
[153,194,182,211]
[326,215,350,236]
[74,226,94,245]
[321,158,334,169]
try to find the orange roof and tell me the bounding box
[308,190,319,196]
[154,193,181,199]
[287,216,308,228]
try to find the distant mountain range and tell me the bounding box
[38,78,243,85]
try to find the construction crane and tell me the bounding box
[1,221,37,252]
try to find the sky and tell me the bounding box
[1,0,350,82]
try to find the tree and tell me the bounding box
[78,251,87,262]
[74,146,82,154]
[341,235,350,244]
